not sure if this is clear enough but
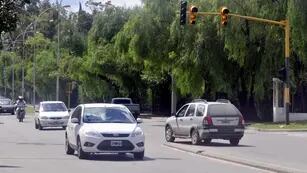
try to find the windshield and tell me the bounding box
[0,100,11,105]
[83,107,135,123]
[112,99,131,104]
[42,103,67,112]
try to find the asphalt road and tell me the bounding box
[0,113,273,173]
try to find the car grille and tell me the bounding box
[49,117,62,120]
[97,140,135,151]
[101,133,130,137]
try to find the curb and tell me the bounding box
[247,127,307,132]
[164,143,306,173]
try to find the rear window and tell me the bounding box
[208,104,241,116]
[112,99,131,104]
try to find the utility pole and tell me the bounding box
[56,0,60,101]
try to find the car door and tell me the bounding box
[181,104,196,136]
[174,104,189,136]
[67,106,82,146]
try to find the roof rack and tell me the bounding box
[192,99,208,103]
[216,99,231,103]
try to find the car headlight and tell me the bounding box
[40,116,48,119]
[131,127,144,137]
[85,131,101,138]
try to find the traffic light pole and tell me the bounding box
[194,11,291,124]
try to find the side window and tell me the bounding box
[177,105,189,117]
[71,106,82,121]
[196,104,206,117]
[186,104,196,117]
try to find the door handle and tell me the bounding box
[190,118,193,120]
[179,119,183,121]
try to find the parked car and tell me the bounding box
[34,101,70,130]
[111,98,140,119]
[65,103,145,160]
[0,98,15,115]
[165,99,245,146]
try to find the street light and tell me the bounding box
[56,1,70,101]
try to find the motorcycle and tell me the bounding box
[16,106,26,122]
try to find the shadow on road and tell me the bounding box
[76,153,180,162]
[174,141,255,147]
[0,165,21,168]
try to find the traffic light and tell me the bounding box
[278,67,286,82]
[189,6,198,25]
[180,1,187,25]
[220,7,229,26]
[24,0,31,3]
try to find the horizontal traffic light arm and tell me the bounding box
[190,12,286,26]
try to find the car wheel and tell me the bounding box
[35,121,38,129]
[65,135,74,155]
[165,126,175,142]
[11,111,14,115]
[229,138,240,146]
[62,126,67,130]
[77,138,88,159]
[134,151,144,160]
[203,138,212,145]
[191,129,201,145]
[38,121,43,130]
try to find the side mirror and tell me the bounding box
[171,112,176,117]
[68,109,71,112]
[71,118,80,124]
[136,118,143,124]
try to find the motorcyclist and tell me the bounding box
[15,96,26,119]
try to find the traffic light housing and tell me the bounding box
[180,1,187,25]
[278,67,286,82]
[24,0,31,3]
[189,6,198,25]
[220,7,229,26]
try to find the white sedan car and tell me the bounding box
[35,101,70,130]
[65,103,145,160]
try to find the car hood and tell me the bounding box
[39,111,69,117]
[82,123,137,134]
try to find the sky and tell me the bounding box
[50,0,142,12]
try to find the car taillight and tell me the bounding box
[239,115,245,125]
[203,116,213,126]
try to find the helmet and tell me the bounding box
[18,96,24,100]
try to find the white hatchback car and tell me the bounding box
[65,103,145,160]
[35,101,70,130]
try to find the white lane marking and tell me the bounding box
[162,145,275,173]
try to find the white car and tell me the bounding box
[34,101,70,130]
[65,103,145,160]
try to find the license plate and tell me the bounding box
[110,141,122,147]
[50,121,61,125]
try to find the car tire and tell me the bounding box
[203,138,212,145]
[38,121,43,130]
[134,151,144,160]
[165,125,175,142]
[191,129,201,145]
[65,135,74,155]
[35,121,38,129]
[229,138,240,146]
[11,111,15,115]
[62,126,67,130]
[77,138,88,159]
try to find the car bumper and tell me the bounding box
[40,119,68,127]
[80,135,145,153]
[199,127,244,140]
[0,107,15,113]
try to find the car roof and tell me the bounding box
[82,103,127,108]
[40,101,64,104]
[190,101,230,105]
